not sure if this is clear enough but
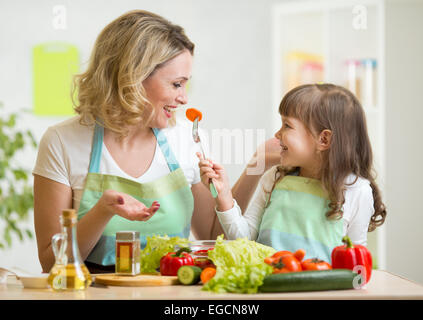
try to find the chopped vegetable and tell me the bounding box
[178,266,202,285]
[301,258,332,271]
[186,108,202,122]
[193,249,213,256]
[264,250,303,273]
[202,235,276,294]
[200,267,216,284]
[160,247,194,276]
[139,235,190,274]
[331,236,372,284]
[194,257,216,270]
[266,249,305,262]
[293,249,306,262]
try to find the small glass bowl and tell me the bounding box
[189,240,216,256]
[175,240,216,259]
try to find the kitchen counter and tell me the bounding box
[1,270,423,300]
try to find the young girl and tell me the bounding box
[198,83,387,262]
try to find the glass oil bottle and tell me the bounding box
[48,209,92,291]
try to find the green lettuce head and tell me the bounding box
[203,235,275,294]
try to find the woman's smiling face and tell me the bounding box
[142,49,192,128]
[274,116,319,170]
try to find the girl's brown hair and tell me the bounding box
[270,83,386,232]
[72,10,194,137]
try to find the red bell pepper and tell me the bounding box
[159,247,194,276]
[331,236,372,283]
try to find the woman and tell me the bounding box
[33,10,280,273]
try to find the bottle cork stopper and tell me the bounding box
[61,209,77,227]
[62,209,76,219]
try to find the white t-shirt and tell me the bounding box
[216,165,375,246]
[33,116,204,211]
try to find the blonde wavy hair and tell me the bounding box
[72,10,195,137]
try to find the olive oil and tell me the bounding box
[48,209,92,291]
[48,263,92,291]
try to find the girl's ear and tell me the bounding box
[317,129,332,151]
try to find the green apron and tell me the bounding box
[77,123,194,266]
[256,174,343,263]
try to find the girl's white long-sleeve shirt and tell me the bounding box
[216,166,375,246]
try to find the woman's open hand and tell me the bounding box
[99,189,160,221]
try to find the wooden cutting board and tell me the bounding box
[94,273,179,287]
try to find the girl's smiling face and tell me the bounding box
[142,49,192,128]
[274,116,321,176]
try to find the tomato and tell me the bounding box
[301,258,332,271]
[194,257,215,270]
[293,249,306,262]
[264,250,303,273]
[268,251,292,259]
[192,248,215,270]
[271,255,302,273]
[193,249,213,257]
[267,249,306,262]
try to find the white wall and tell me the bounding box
[384,0,423,285]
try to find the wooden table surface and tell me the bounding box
[1,270,423,300]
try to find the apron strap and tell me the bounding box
[88,122,104,173]
[152,128,180,172]
[88,123,181,174]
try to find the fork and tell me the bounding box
[192,116,219,198]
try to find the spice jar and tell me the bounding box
[115,231,140,276]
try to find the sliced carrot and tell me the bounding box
[186,108,202,122]
[200,267,216,284]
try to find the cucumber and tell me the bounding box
[259,269,356,293]
[177,266,202,285]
